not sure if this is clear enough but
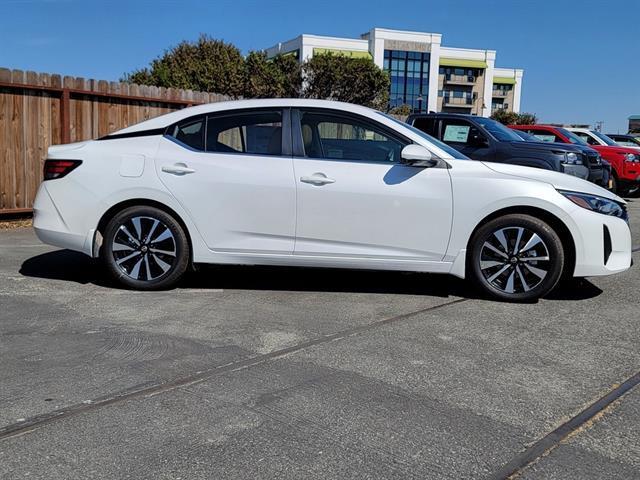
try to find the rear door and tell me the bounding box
[155,108,296,254]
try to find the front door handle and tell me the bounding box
[300,173,335,185]
[162,164,195,175]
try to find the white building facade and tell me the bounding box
[264,28,524,116]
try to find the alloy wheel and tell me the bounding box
[111,216,177,281]
[479,226,551,294]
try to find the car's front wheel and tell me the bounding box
[469,214,564,301]
[102,206,190,290]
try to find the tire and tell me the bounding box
[468,214,564,302]
[102,206,190,290]
[610,173,618,194]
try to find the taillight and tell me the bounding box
[43,159,82,180]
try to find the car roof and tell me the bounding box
[113,98,381,135]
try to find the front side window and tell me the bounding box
[299,111,407,163]
[206,110,282,155]
[590,131,618,146]
[169,118,205,150]
[557,128,587,145]
[573,131,600,146]
[441,119,484,145]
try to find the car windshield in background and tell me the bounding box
[557,128,588,145]
[512,130,542,142]
[473,117,524,142]
[591,131,618,146]
[379,112,469,160]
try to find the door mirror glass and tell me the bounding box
[469,132,489,148]
[400,144,437,167]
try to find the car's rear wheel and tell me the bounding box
[102,206,190,290]
[469,214,564,301]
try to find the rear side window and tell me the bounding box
[206,110,282,156]
[412,117,438,137]
[169,118,205,150]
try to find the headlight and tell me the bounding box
[624,153,639,163]
[563,152,582,165]
[559,190,627,220]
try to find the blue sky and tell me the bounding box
[2,0,638,132]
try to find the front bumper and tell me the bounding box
[587,165,608,187]
[572,209,632,277]
[563,164,589,180]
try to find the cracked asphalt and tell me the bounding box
[0,198,638,479]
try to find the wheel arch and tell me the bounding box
[94,198,194,264]
[465,205,576,277]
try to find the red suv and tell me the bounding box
[510,125,640,194]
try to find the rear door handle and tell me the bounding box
[300,174,335,185]
[162,164,195,175]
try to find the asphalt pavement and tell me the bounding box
[0,198,638,479]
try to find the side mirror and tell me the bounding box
[400,144,438,167]
[469,133,489,148]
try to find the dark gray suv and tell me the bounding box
[406,113,590,179]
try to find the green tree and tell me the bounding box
[491,110,538,125]
[302,53,389,110]
[123,35,245,98]
[243,51,301,98]
[388,104,412,116]
[514,112,538,125]
[490,109,519,125]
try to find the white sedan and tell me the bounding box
[33,99,632,301]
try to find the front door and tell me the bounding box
[292,108,453,262]
[155,108,296,254]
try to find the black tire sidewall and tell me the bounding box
[102,206,190,290]
[469,214,564,301]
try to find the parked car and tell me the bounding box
[509,127,610,189]
[405,113,590,180]
[606,133,640,151]
[33,99,631,301]
[566,128,640,194]
[511,125,640,194]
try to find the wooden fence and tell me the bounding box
[0,68,228,214]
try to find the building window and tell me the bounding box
[384,50,430,113]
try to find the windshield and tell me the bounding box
[473,117,524,142]
[591,131,618,146]
[378,112,469,160]
[557,128,587,145]
[512,130,541,142]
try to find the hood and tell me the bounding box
[507,141,575,154]
[481,161,624,203]
[595,145,639,155]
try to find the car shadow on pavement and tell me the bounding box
[19,249,603,302]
